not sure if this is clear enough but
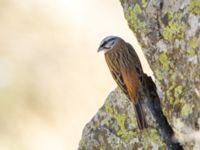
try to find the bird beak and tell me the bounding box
[97,47,104,52]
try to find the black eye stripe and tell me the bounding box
[100,41,107,48]
[100,37,116,48]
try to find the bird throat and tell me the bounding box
[104,48,112,54]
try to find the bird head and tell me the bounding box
[97,36,120,53]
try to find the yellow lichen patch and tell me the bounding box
[105,101,114,114]
[142,0,147,8]
[155,69,164,81]
[105,101,135,143]
[144,128,165,149]
[190,0,200,15]
[159,52,169,71]
[174,85,183,98]
[189,37,198,49]
[187,37,197,56]
[163,21,186,42]
[187,49,196,56]
[181,103,194,117]
[125,3,146,32]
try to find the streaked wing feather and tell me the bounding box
[110,71,128,95]
[126,43,144,84]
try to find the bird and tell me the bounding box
[97,36,148,130]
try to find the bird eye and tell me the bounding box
[100,41,107,48]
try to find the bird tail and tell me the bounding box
[134,102,148,130]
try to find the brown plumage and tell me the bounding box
[98,36,147,130]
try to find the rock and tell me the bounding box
[78,88,165,150]
[79,0,200,149]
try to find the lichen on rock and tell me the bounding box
[119,0,200,149]
[78,88,165,150]
[79,0,200,149]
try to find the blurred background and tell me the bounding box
[0,0,152,149]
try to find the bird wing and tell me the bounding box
[121,69,140,104]
[122,69,147,129]
[125,42,143,69]
[105,52,128,95]
[125,42,144,84]
[110,70,128,95]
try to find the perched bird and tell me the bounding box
[98,36,147,130]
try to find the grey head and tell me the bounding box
[97,36,121,53]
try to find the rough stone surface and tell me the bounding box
[79,88,165,150]
[78,0,200,149]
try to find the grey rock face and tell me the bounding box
[78,88,164,150]
[79,0,200,149]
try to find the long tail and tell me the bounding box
[134,102,148,130]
